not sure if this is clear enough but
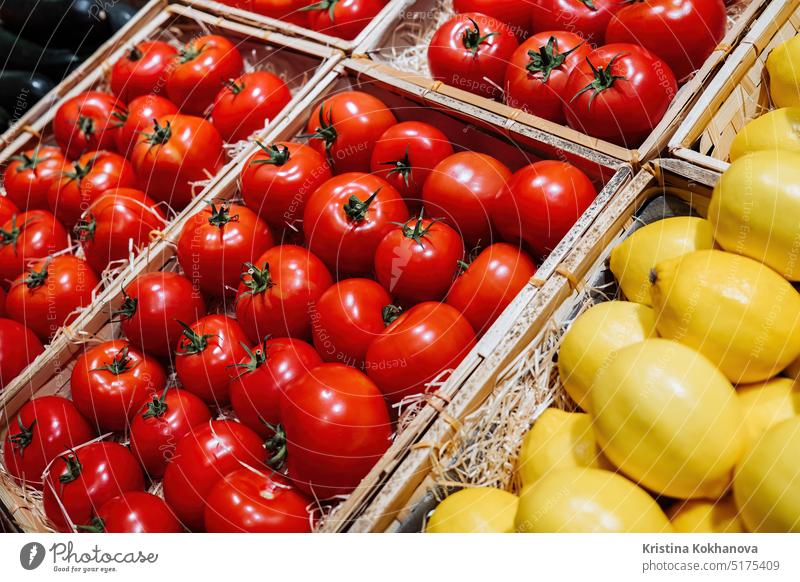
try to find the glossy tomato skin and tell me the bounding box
[0,287,4,316]
[114,94,179,158]
[229,337,321,438]
[303,173,409,277]
[167,35,244,116]
[504,31,592,123]
[163,420,267,531]
[94,491,183,533]
[211,71,292,142]
[311,278,393,368]
[117,272,207,358]
[205,469,311,532]
[531,0,625,46]
[369,121,454,204]
[281,363,392,498]
[0,210,69,284]
[129,387,212,479]
[304,0,385,40]
[53,91,124,159]
[235,245,333,342]
[0,196,17,225]
[240,141,332,233]
[3,146,66,211]
[251,0,310,26]
[110,41,179,102]
[422,152,510,246]
[446,243,537,334]
[0,319,43,385]
[428,13,519,100]
[304,91,396,173]
[563,43,678,146]
[70,340,167,432]
[453,0,531,38]
[605,0,726,81]
[174,314,250,405]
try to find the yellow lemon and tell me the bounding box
[667,498,744,533]
[426,487,518,533]
[738,377,800,444]
[766,35,800,107]
[729,108,800,160]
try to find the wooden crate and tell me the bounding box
[670,0,800,172]
[353,0,769,167]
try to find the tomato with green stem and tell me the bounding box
[85,491,183,533]
[0,210,69,284]
[302,0,385,40]
[110,41,179,102]
[3,146,66,210]
[211,71,292,143]
[53,91,125,159]
[453,0,531,39]
[530,0,624,46]
[113,94,179,158]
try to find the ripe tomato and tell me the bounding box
[311,278,395,368]
[0,210,69,284]
[6,255,100,340]
[605,0,726,81]
[89,491,183,533]
[369,121,454,204]
[0,319,43,385]
[42,442,144,532]
[235,245,333,342]
[446,243,537,334]
[563,43,677,146]
[281,363,392,498]
[240,141,332,233]
[163,420,266,531]
[71,340,167,432]
[175,314,250,405]
[110,41,179,102]
[53,91,124,159]
[114,94,179,158]
[504,32,592,123]
[365,302,477,404]
[0,287,4,316]
[205,469,311,532]
[0,196,17,225]
[373,211,465,305]
[428,13,519,100]
[229,337,321,439]
[2,395,95,487]
[251,0,310,26]
[75,188,166,273]
[3,146,66,210]
[303,91,396,173]
[303,0,385,40]
[303,172,408,277]
[131,114,225,208]
[129,386,212,478]
[115,272,207,358]
[453,0,531,38]
[530,0,624,46]
[422,152,510,246]
[48,150,138,226]
[211,71,292,142]
[167,35,244,115]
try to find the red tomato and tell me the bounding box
[422,152,510,247]
[0,287,4,316]
[240,141,332,233]
[251,0,310,26]
[110,41,179,102]
[205,469,311,532]
[235,245,333,342]
[311,278,395,368]
[48,150,138,226]
[303,172,408,277]
[0,210,69,284]
[42,442,144,532]
[114,94,179,158]
[115,272,207,358]
[3,146,67,210]
[229,337,321,439]
[365,302,476,405]
[175,314,250,405]
[131,114,225,208]
[428,13,519,100]
[605,0,726,81]
[504,32,592,123]
[281,363,391,498]
[446,243,537,334]
[303,91,396,173]
[453,0,532,38]
[530,0,624,46]
[53,91,124,159]
[369,121,454,205]
[0,319,43,385]
[70,340,167,432]
[75,188,166,274]
[6,255,100,340]
[89,491,183,533]
[167,35,244,115]
[373,211,465,305]
[163,420,266,531]
[563,43,678,146]
[211,71,292,143]
[303,0,385,40]
[0,196,17,225]
[129,386,212,478]
[2,395,94,488]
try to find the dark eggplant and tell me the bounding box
[0,105,10,134]
[107,1,139,34]
[0,27,81,82]
[0,71,56,118]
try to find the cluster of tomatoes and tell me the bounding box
[427,0,727,146]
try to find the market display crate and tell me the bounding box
[353,0,769,167]
[669,0,800,172]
